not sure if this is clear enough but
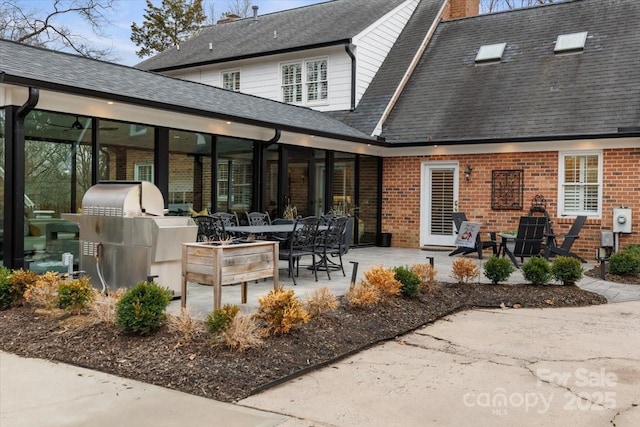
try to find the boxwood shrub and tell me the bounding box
[116,281,172,335]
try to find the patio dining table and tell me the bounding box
[225,224,296,235]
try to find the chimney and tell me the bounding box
[217,13,241,24]
[442,0,479,20]
[252,5,259,22]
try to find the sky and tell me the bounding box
[27,0,326,66]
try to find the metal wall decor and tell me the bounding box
[491,169,523,210]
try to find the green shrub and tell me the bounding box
[57,276,95,313]
[206,304,240,335]
[115,281,172,335]
[551,256,583,285]
[522,256,551,286]
[609,251,640,275]
[483,256,515,284]
[624,244,640,258]
[393,266,421,297]
[0,267,12,310]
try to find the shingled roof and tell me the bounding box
[381,0,640,144]
[136,0,408,72]
[337,0,445,135]
[0,39,375,143]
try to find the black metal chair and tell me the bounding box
[316,215,349,279]
[192,215,227,242]
[246,211,271,226]
[503,216,547,267]
[449,212,497,259]
[543,215,587,262]
[278,216,322,285]
[211,211,239,227]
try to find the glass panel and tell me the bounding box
[168,130,212,215]
[21,111,91,263]
[282,63,302,103]
[358,155,379,245]
[99,119,154,181]
[430,169,455,235]
[216,137,253,217]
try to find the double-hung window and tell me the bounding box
[558,151,602,217]
[134,163,154,183]
[222,70,241,91]
[281,58,327,105]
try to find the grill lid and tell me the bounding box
[82,181,165,217]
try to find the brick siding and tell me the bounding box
[382,148,640,259]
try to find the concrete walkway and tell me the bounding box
[2,247,640,427]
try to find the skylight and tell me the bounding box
[475,43,506,64]
[554,31,588,53]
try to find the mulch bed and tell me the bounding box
[0,283,607,402]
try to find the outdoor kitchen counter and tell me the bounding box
[181,240,280,311]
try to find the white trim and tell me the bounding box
[557,149,603,218]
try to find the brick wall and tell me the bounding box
[382,148,640,259]
[443,0,479,20]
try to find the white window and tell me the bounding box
[558,151,602,217]
[281,58,328,105]
[306,59,327,102]
[281,63,302,103]
[222,70,240,91]
[134,163,154,183]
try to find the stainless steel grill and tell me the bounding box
[79,181,197,296]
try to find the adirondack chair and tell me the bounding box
[543,215,587,263]
[449,212,497,259]
[503,216,547,267]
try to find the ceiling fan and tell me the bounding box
[44,116,118,132]
[44,115,84,131]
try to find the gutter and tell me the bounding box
[145,39,352,73]
[371,0,448,137]
[344,41,356,111]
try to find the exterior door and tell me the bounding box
[420,162,459,246]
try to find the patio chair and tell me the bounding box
[449,212,497,259]
[246,211,271,226]
[278,216,323,285]
[211,211,239,227]
[316,215,349,279]
[543,215,587,263]
[192,215,227,242]
[503,216,547,267]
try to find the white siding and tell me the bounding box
[161,1,418,112]
[352,0,419,106]
[168,46,352,112]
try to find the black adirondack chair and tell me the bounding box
[448,212,497,259]
[503,216,547,267]
[543,215,587,262]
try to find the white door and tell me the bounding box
[420,162,459,246]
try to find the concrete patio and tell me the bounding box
[170,245,634,318]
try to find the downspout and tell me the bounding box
[345,42,356,111]
[9,87,40,268]
[371,0,448,136]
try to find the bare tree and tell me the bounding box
[480,0,559,13]
[0,0,116,60]
[224,0,254,18]
[203,0,216,25]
